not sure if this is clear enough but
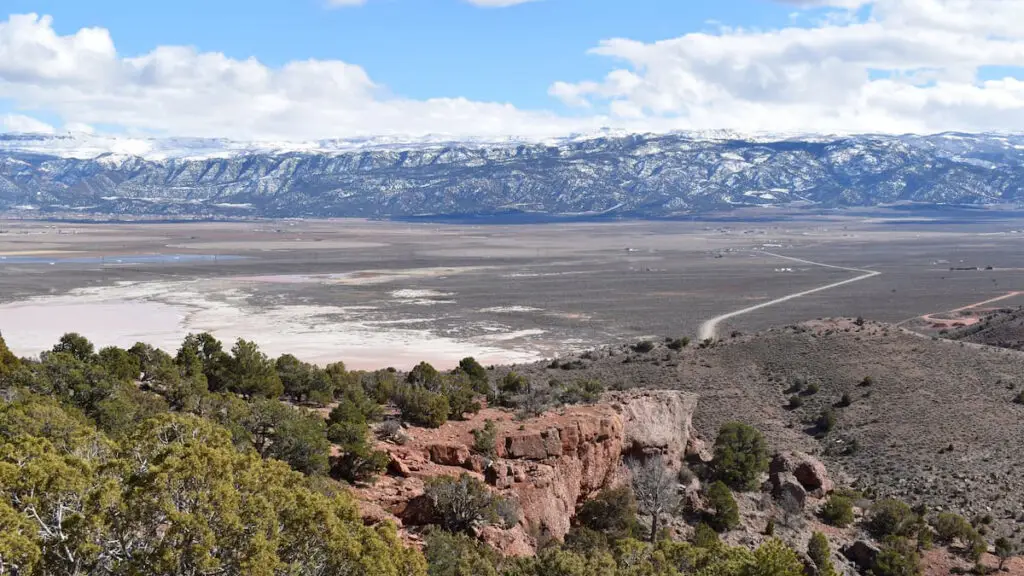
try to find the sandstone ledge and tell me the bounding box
[352,390,698,554]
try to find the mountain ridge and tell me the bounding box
[1,132,1023,218]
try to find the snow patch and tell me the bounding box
[0,281,539,370]
[391,289,453,299]
[479,306,543,313]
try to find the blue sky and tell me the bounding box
[3,0,804,109]
[1,0,1023,140]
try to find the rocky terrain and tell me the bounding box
[5,315,1024,575]
[493,318,1024,541]
[352,376,1024,575]
[948,307,1024,352]
[2,132,1024,218]
[353,390,853,561]
[354,390,701,553]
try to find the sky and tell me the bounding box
[1,0,1023,140]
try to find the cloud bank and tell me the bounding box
[0,14,602,140]
[552,0,1024,133]
[1,1,1022,140]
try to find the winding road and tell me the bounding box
[698,252,881,341]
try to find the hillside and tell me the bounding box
[948,307,1024,351]
[506,318,1024,538]
[4,321,1024,575]
[2,132,1024,218]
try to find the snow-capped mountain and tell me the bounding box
[1,131,1022,218]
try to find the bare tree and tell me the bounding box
[627,455,680,542]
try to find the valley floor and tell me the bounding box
[2,214,1023,369]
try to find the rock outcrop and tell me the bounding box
[428,443,471,467]
[770,452,834,498]
[485,407,624,542]
[842,540,881,571]
[352,390,699,554]
[606,390,699,468]
[771,472,808,510]
[480,525,535,557]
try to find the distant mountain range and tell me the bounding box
[1,132,1022,219]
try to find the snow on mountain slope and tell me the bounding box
[1,132,1022,218]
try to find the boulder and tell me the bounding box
[504,433,549,460]
[480,525,536,557]
[797,550,819,576]
[428,443,470,467]
[559,425,581,453]
[685,433,713,463]
[387,455,413,478]
[606,390,699,468]
[357,500,395,526]
[772,472,807,510]
[464,454,490,473]
[682,476,703,511]
[770,452,834,497]
[793,465,833,496]
[385,446,428,475]
[842,540,881,571]
[486,462,516,490]
[513,466,527,483]
[397,493,435,526]
[541,428,563,457]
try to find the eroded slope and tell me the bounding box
[508,319,1024,535]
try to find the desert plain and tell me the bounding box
[2,209,1023,370]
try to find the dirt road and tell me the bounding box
[908,291,1024,327]
[698,252,881,341]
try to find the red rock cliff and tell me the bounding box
[353,390,698,554]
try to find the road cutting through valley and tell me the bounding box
[698,252,881,341]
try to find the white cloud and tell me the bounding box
[2,2,1024,141]
[64,122,95,134]
[0,13,602,140]
[552,0,1024,133]
[1,113,55,134]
